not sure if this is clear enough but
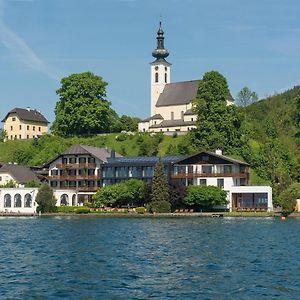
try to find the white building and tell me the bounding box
[138,22,233,134]
[0,188,38,214]
[172,150,273,212]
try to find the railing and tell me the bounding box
[58,186,98,192]
[56,163,97,169]
[48,175,101,180]
[171,172,249,179]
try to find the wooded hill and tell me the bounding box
[0,86,299,203]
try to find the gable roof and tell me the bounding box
[44,144,122,167]
[0,164,39,184]
[175,151,249,166]
[141,114,164,122]
[1,108,49,123]
[156,80,200,107]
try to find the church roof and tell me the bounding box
[1,107,49,123]
[141,114,164,122]
[149,119,196,128]
[156,80,200,107]
[184,109,197,115]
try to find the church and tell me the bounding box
[138,22,233,134]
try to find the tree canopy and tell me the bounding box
[191,71,242,153]
[35,184,57,213]
[51,72,113,136]
[236,86,258,107]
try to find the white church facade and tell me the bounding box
[138,22,233,134]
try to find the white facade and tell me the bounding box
[0,172,16,186]
[0,188,38,214]
[151,60,171,116]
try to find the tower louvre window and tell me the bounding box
[165,73,167,83]
[155,72,159,83]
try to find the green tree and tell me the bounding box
[93,179,145,208]
[119,115,140,132]
[184,185,227,211]
[151,159,170,202]
[51,72,114,136]
[35,184,57,213]
[0,179,17,188]
[236,86,259,107]
[25,180,42,188]
[191,71,242,152]
[0,129,7,142]
[279,183,300,215]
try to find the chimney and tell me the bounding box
[215,149,223,155]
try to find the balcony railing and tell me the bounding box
[48,175,101,180]
[56,163,97,169]
[171,172,249,179]
[58,186,98,192]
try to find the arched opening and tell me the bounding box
[155,72,159,83]
[4,194,11,207]
[72,194,76,206]
[60,194,69,206]
[24,194,32,208]
[14,194,22,208]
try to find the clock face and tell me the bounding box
[155,66,159,71]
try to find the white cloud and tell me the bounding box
[0,0,60,80]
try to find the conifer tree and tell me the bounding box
[151,159,170,203]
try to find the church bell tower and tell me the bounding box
[150,22,171,116]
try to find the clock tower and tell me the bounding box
[150,22,171,116]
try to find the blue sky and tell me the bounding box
[0,0,300,125]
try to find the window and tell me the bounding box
[19,135,22,139]
[27,125,30,130]
[60,194,69,206]
[171,112,174,120]
[202,165,212,173]
[165,73,167,83]
[224,165,232,174]
[79,157,87,164]
[50,181,58,187]
[202,156,209,161]
[38,127,41,132]
[27,135,29,139]
[191,118,194,121]
[10,126,13,131]
[199,179,207,186]
[0,176,1,181]
[155,72,159,83]
[181,111,184,120]
[24,194,32,208]
[33,126,35,131]
[69,157,77,164]
[88,157,95,163]
[165,67,167,71]
[12,117,16,121]
[19,125,22,130]
[217,179,224,188]
[14,194,22,207]
[4,194,11,207]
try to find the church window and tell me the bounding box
[10,126,13,131]
[155,73,159,83]
[165,73,167,83]
[165,67,167,71]
[19,125,22,130]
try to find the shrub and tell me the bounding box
[172,132,178,138]
[135,207,146,214]
[36,184,57,213]
[75,207,90,214]
[149,201,171,213]
[115,133,127,141]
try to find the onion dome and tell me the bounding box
[152,21,169,61]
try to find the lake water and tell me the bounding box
[0,216,299,299]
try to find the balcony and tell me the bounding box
[56,163,97,169]
[48,175,101,180]
[171,172,249,179]
[58,186,98,192]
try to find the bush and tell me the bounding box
[57,206,78,213]
[172,132,178,138]
[75,207,90,214]
[149,201,171,213]
[135,207,146,214]
[115,133,127,141]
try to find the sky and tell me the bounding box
[0,0,300,125]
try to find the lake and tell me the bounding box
[0,216,299,299]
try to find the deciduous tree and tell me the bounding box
[52,72,114,136]
[236,86,258,107]
[35,184,57,213]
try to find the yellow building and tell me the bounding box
[1,107,49,141]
